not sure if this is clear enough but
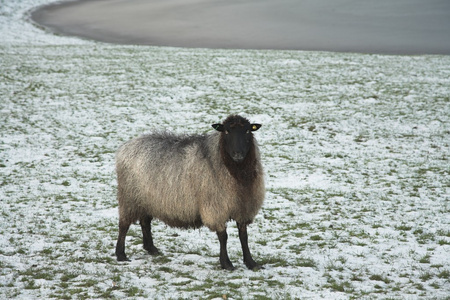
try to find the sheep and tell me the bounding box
[115,115,265,270]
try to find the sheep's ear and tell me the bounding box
[212,124,224,132]
[251,124,262,131]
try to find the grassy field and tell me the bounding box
[1,1,450,299]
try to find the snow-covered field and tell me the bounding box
[1,1,449,299]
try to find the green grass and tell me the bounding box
[1,38,450,299]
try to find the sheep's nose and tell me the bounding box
[232,152,245,163]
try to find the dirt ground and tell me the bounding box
[31,0,450,55]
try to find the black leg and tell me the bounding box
[237,222,262,270]
[217,230,235,270]
[116,220,130,261]
[140,215,160,255]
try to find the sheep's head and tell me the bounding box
[212,115,261,163]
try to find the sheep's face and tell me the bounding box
[212,116,261,163]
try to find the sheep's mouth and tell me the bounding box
[231,153,245,163]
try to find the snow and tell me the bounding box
[1,0,450,299]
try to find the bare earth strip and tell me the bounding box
[31,0,450,54]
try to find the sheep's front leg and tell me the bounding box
[217,230,235,270]
[237,222,262,270]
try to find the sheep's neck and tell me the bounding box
[220,142,257,187]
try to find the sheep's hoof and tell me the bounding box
[220,260,235,271]
[117,255,130,262]
[248,263,264,271]
[223,264,236,271]
[246,261,264,270]
[146,247,161,256]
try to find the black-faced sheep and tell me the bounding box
[115,115,265,270]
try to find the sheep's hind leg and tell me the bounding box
[217,230,235,270]
[237,222,263,270]
[140,215,160,255]
[116,220,131,261]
